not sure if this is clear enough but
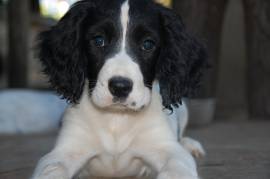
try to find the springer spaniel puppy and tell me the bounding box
[32,0,207,178]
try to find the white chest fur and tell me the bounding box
[59,90,175,178]
[89,115,142,177]
[32,89,198,179]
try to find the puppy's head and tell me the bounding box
[38,0,207,111]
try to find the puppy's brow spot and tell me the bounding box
[131,102,136,106]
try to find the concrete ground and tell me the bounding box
[0,120,269,179]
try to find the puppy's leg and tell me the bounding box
[177,103,206,158]
[32,125,96,179]
[181,137,206,159]
[139,142,199,179]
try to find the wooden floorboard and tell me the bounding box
[189,121,270,179]
[0,121,269,179]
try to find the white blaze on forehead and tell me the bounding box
[120,0,129,49]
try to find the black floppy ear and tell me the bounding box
[156,7,208,110]
[38,1,92,103]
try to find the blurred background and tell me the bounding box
[0,0,270,179]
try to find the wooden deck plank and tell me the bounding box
[0,121,269,179]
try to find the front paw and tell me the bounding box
[32,163,69,179]
[181,137,206,159]
[157,172,199,179]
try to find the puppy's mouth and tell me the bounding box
[111,101,134,109]
[112,97,127,104]
[111,103,129,109]
[109,99,145,112]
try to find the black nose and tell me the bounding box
[109,76,133,99]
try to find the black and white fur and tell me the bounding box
[32,0,207,178]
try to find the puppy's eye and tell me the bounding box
[142,39,156,51]
[93,35,105,47]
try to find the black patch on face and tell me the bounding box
[127,0,162,87]
[37,0,126,103]
[82,0,126,93]
[127,0,208,110]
